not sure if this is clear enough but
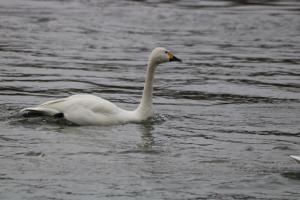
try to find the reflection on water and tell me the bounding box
[0,0,300,199]
[137,124,155,151]
[281,171,300,180]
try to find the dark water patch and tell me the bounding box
[0,92,62,98]
[281,171,300,180]
[272,145,292,150]
[245,145,255,151]
[118,149,161,155]
[64,151,112,156]
[249,71,300,77]
[15,151,45,157]
[226,78,300,89]
[0,135,18,142]
[2,78,143,91]
[199,159,229,164]
[232,56,300,65]
[0,173,13,180]
[196,193,267,200]
[176,2,237,9]
[208,128,300,137]
[11,62,86,70]
[0,73,60,78]
[34,17,56,23]
[0,48,59,58]
[227,0,300,7]
[162,132,217,140]
[160,90,299,104]
[0,86,31,93]
[0,88,76,98]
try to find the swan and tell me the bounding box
[20,47,182,125]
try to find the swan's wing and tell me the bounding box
[21,94,120,114]
[41,98,67,106]
[61,94,120,114]
[20,94,122,124]
[20,106,61,116]
[20,97,68,116]
[45,94,122,125]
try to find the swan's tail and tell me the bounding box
[290,155,300,163]
[20,106,61,116]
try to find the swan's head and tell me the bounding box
[150,47,182,64]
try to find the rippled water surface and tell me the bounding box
[1,0,300,199]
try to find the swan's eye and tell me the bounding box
[165,51,168,54]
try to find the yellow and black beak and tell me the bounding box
[168,52,182,62]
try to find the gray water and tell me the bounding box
[1,0,300,199]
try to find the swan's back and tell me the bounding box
[47,94,120,114]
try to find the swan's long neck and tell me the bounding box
[135,59,157,118]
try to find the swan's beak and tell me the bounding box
[168,52,182,62]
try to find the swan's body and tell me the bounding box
[23,94,145,125]
[290,155,300,163]
[20,47,181,125]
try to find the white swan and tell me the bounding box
[20,47,182,125]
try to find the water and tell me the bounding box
[1,0,300,199]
